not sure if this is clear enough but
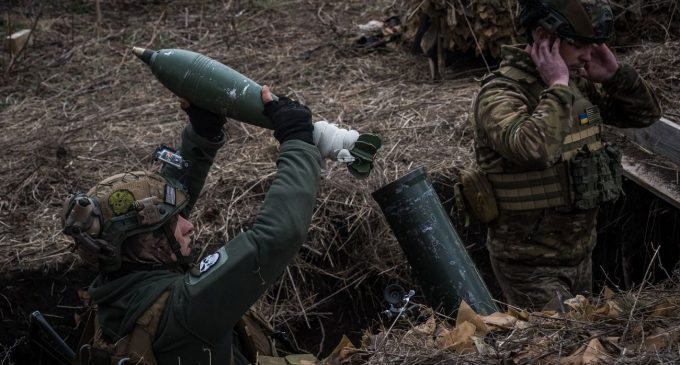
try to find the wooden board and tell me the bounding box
[622,117,680,167]
[621,155,680,210]
[605,122,680,209]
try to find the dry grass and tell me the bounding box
[351,276,680,364]
[1,0,679,362]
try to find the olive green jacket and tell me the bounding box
[89,125,321,364]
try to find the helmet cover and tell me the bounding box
[62,171,188,271]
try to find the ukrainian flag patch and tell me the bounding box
[579,113,589,125]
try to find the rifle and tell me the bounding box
[29,311,76,365]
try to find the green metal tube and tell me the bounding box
[372,167,498,315]
[133,47,275,129]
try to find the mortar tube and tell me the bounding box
[372,167,498,316]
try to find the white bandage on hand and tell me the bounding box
[312,121,360,162]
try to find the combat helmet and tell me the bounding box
[519,0,614,43]
[61,171,190,272]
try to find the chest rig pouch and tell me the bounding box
[479,70,623,212]
[75,291,170,365]
[454,168,499,225]
[567,88,622,209]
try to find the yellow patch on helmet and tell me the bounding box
[109,189,135,215]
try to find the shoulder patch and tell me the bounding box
[187,247,229,284]
[109,189,135,215]
[199,252,220,273]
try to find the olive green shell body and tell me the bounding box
[147,48,275,129]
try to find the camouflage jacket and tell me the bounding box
[473,45,661,174]
[472,45,661,265]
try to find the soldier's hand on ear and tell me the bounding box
[580,43,619,83]
[179,98,226,140]
[530,29,569,87]
[261,86,314,145]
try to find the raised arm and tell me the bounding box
[475,81,575,170]
[169,88,321,340]
[161,103,226,215]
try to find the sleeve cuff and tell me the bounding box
[602,63,635,90]
[184,124,226,150]
[280,139,322,165]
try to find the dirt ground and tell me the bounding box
[1,0,679,364]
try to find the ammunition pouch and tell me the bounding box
[454,168,499,224]
[570,145,622,209]
[236,309,319,365]
[487,164,572,211]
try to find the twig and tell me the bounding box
[621,245,661,342]
[4,4,43,77]
[286,267,310,328]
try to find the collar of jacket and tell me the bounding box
[498,45,541,80]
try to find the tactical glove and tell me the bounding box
[263,97,314,145]
[183,104,225,140]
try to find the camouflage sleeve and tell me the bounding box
[583,64,662,128]
[161,125,226,215]
[474,81,575,169]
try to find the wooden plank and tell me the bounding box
[621,155,680,210]
[622,117,680,167]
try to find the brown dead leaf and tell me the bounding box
[471,336,496,356]
[508,307,530,321]
[435,321,476,354]
[403,315,438,347]
[562,339,610,365]
[456,300,488,336]
[650,300,676,317]
[594,301,622,318]
[603,286,615,300]
[564,295,590,311]
[326,334,356,361]
[480,312,517,330]
[564,295,594,320]
[643,329,679,351]
[582,339,610,364]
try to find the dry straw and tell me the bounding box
[0,0,679,361]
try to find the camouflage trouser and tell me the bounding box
[486,208,598,310]
[490,254,593,310]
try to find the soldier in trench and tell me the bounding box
[469,0,662,309]
[61,86,321,365]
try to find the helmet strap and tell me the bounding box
[162,220,195,271]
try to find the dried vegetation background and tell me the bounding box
[1,0,679,363]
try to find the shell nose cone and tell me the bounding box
[132,46,156,65]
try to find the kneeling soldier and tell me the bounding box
[62,86,321,365]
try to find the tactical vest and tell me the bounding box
[75,291,170,365]
[479,66,622,211]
